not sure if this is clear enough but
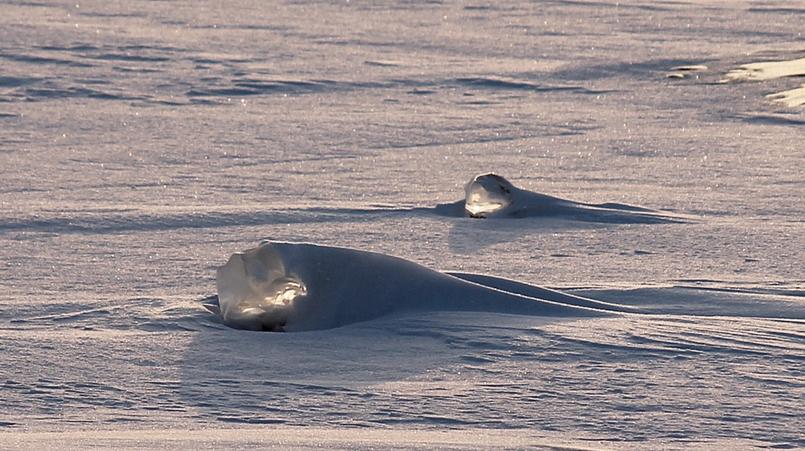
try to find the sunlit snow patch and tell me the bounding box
[723,57,805,107]
[666,65,708,79]
[211,241,637,332]
[724,57,805,82]
[765,84,805,107]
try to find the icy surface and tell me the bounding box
[1,0,804,448]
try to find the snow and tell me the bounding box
[6,426,770,450]
[767,84,805,108]
[724,57,805,82]
[723,57,805,107]
[1,0,804,448]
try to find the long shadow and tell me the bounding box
[177,310,533,426]
[442,214,601,253]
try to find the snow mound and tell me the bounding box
[212,241,636,332]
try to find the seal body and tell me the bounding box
[460,173,681,223]
[214,241,627,332]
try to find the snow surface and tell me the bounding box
[723,57,805,107]
[1,0,804,448]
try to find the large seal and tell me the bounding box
[207,241,639,332]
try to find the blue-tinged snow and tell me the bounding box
[0,0,803,449]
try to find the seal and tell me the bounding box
[456,173,681,223]
[464,173,517,218]
[208,241,639,332]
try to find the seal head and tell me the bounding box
[216,244,308,331]
[464,173,516,218]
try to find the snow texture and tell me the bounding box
[1,0,803,449]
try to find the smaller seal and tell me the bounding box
[458,173,682,223]
[464,173,516,218]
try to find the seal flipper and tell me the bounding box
[432,200,466,217]
[592,202,657,213]
[199,294,220,315]
[446,272,642,314]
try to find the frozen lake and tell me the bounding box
[1,0,803,448]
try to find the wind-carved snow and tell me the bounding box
[723,57,805,107]
[766,85,805,108]
[724,57,805,82]
[667,56,805,107]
